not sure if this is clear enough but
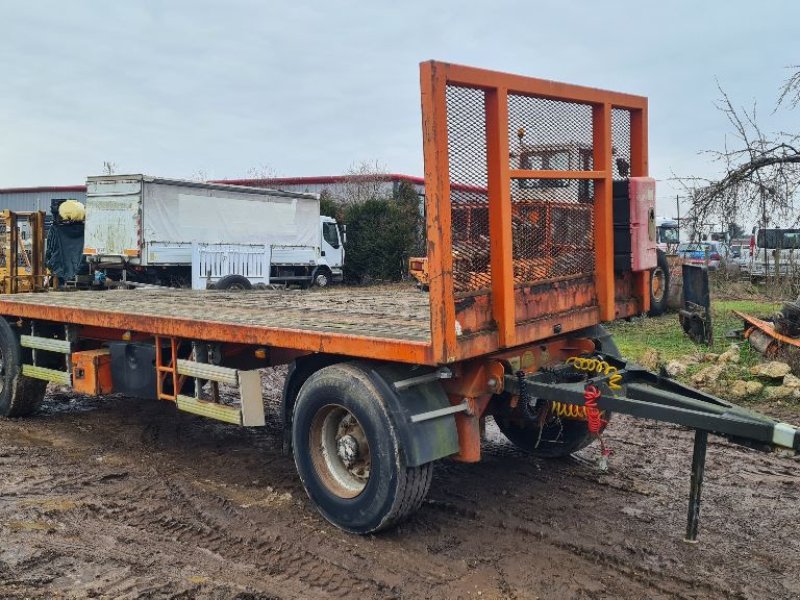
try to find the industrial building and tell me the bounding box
[0,174,426,213]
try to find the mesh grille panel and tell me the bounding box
[507,94,595,286]
[446,85,490,294]
[445,87,598,297]
[612,108,631,180]
[508,94,593,176]
[510,185,594,284]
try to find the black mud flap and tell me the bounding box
[679,264,712,345]
[367,364,460,467]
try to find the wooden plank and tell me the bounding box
[21,335,71,353]
[176,359,238,386]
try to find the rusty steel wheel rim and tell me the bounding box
[309,404,371,499]
[651,267,666,303]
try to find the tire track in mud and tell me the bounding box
[35,460,404,599]
[416,417,800,599]
[148,479,405,598]
[408,502,712,600]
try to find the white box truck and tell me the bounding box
[83,175,345,288]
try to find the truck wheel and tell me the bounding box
[214,274,252,291]
[0,319,47,417]
[648,249,670,316]
[292,362,433,534]
[493,325,619,458]
[311,268,331,288]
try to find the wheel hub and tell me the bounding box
[336,434,359,468]
[309,405,371,498]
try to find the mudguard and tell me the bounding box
[365,363,460,467]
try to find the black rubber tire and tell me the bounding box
[0,319,47,418]
[292,362,433,534]
[494,325,619,458]
[311,268,331,288]
[648,249,670,316]
[214,274,252,291]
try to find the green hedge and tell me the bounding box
[320,183,422,283]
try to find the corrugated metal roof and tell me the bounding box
[0,190,87,212]
[0,174,433,211]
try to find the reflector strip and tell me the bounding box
[773,422,798,449]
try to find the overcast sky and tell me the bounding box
[1,0,798,215]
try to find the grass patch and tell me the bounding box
[606,299,789,402]
[606,299,781,369]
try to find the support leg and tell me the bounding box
[684,429,708,543]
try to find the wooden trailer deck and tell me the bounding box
[0,286,435,363]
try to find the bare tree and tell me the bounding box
[338,160,389,207]
[778,64,800,109]
[679,71,800,241]
[101,161,117,175]
[245,164,280,181]
[189,168,209,182]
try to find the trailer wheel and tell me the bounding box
[648,249,670,316]
[214,274,252,291]
[0,319,47,418]
[494,326,619,458]
[292,362,433,534]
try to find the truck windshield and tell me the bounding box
[756,229,800,249]
[521,150,570,171]
[678,243,712,253]
[518,149,570,189]
[658,227,679,244]
[323,222,340,248]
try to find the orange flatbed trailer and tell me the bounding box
[0,61,796,538]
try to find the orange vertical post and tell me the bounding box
[420,62,458,363]
[593,103,615,320]
[485,87,516,347]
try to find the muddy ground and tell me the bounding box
[0,370,798,599]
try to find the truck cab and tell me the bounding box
[656,217,680,253]
[319,216,345,285]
